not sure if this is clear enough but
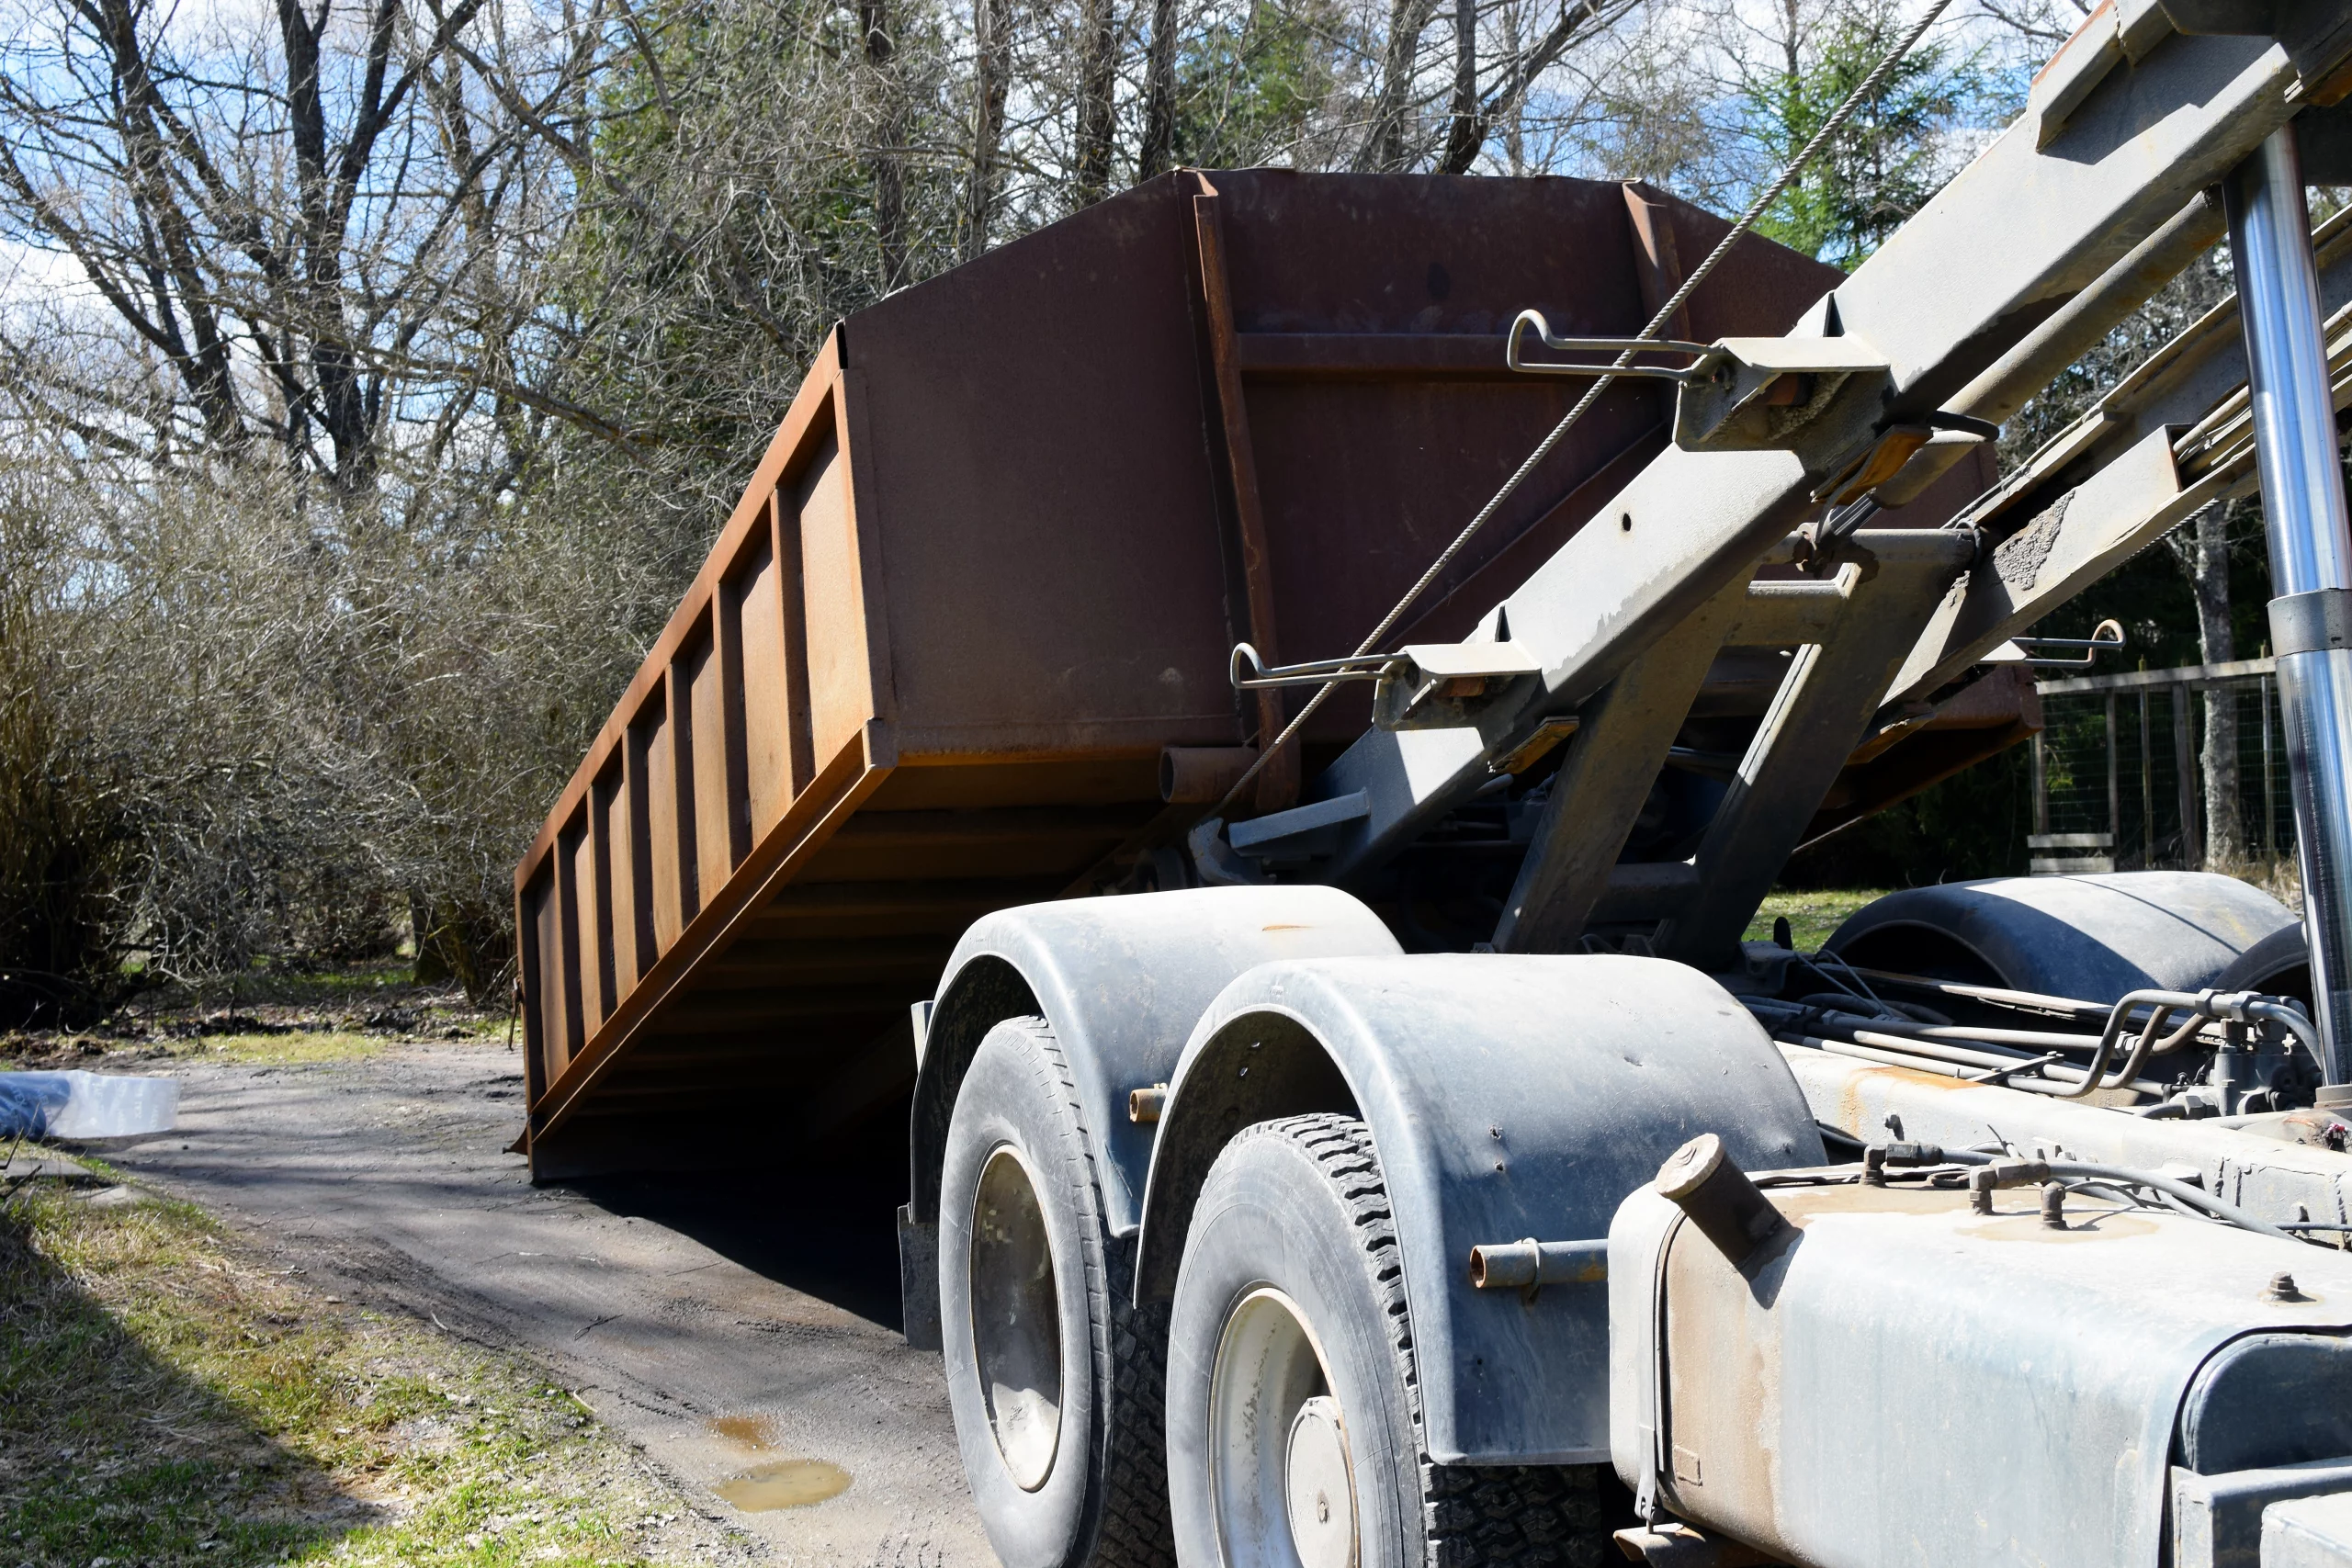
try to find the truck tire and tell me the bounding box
[1166,1113,1615,1568]
[940,1016,1172,1568]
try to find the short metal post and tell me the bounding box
[2140,689,2155,865]
[2117,695,2135,864]
[2227,124,2352,1092]
[2176,682,2199,870]
[2032,732,2050,839]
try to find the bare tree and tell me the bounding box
[0,0,571,492]
[967,0,1017,255]
[1140,0,1182,176]
[2177,501,2247,866]
[1439,0,1640,174]
[1074,0,1122,201]
[863,0,912,287]
[1974,0,2090,48]
[1356,0,1442,169]
[7,0,2003,1002]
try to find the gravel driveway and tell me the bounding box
[94,1036,994,1567]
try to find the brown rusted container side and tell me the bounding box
[514,170,1852,1179]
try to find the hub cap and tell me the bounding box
[970,1145,1062,1491]
[1285,1396,1356,1568]
[1208,1287,1358,1568]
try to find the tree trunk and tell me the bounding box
[413,895,514,1007]
[1140,0,1180,177]
[2190,501,2245,866]
[863,0,909,289]
[1355,0,1440,171]
[1438,0,1481,174]
[965,0,1014,260]
[1499,0,1525,175]
[1073,0,1120,204]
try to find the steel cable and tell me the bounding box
[1212,0,1959,819]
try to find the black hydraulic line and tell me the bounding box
[1787,972,2328,1095]
[1749,995,2158,1081]
[1828,963,2329,1079]
[1799,953,1892,1012]
[1815,961,2122,1023]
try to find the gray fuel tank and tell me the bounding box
[1611,1173,2352,1568]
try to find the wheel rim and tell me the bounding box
[969,1145,1063,1492]
[1208,1287,1358,1568]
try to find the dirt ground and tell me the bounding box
[61,1029,995,1566]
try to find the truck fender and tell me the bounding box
[900,886,1399,1343]
[1826,871,2296,1001]
[1133,953,1823,1466]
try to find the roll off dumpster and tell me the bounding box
[510,168,1990,1178]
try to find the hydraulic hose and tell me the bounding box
[2244,998,2329,1077]
[1752,987,2323,1102]
[1972,1157,2305,1245]
[2059,989,2207,1099]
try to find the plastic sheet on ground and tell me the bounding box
[0,1072,178,1138]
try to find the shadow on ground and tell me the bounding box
[561,1100,913,1332]
[0,1201,358,1566]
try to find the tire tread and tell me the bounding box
[1234,1112,1616,1568]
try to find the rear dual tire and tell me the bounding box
[940,1017,1171,1568]
[943,1035,1615,1568]
[1166,1114,1620,1568]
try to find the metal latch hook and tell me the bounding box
[1505,309,1713,381]
[1988,618,2126,668]
[1229,642,1403,690]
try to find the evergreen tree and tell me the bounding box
[1738,0,1996,269]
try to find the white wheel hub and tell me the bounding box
[1208,1287,1358,1568]
[1285,1395,1357,1568]
[968,1145,1063,1492]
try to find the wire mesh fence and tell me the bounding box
[2031,660,2300,890]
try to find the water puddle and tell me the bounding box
[715,1458,854,1511]
[707,1416,849,1511]
[708,1415,774,1450]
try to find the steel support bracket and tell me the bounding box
[2158,2,2352,100]
[1673,338,1892,454]
[1373,641,1547,730]
[1227,790,1374,861]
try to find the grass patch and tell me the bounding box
[1746,888,1889,953]
[135,958,422,1011]
[157,1032,393,1067]
[0,1160,736,1565]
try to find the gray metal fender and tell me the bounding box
[1134,953,1824,1466]
[1826,871,2297,1001]
[909,886,1401,1235]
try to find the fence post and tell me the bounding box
[2175,682,2200,869]
[2033,731,2050,839]
[2141,690,2156,865]
[2117,691,2135,864]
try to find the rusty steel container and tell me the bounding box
[513,169,1859,1178]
